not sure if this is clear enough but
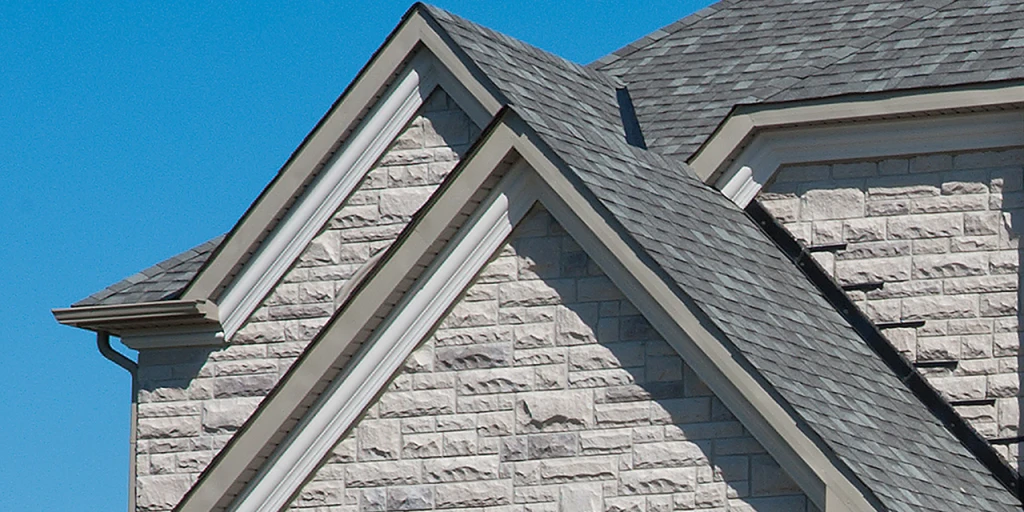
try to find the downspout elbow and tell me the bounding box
[97,332,137,375]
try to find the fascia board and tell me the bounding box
[214,50,442,339]
[51,299,220,337]
[690,82,1024,184]
[182,8,502,304]
[174,113,520,512]
[503,115,878,511]
[717,110,1024,206]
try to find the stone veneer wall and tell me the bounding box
[759,148,1023,466]
[286,207,814,512]
[132,89,479,511]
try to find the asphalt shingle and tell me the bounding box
[589,0,1024,160]
[424,4,1020,510]
[73,235,224,307]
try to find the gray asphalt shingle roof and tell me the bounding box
[77,0,1024,309]
[423,4,1020,510]
[72,235,223,307]
[592,0,1024,160]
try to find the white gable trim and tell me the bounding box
[218,50,475,338]
[183,9,501,303]
[225,148,872,511]
[715,110,1024,206]
[228,164,536,512]
[183,111,880,510]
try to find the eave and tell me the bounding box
[52,299,221,338]
[689,80,1024,193]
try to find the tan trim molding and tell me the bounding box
[52,300,220,339]
[182,7,501,304]
[716,110,1024,206]
[690,82,1024,189]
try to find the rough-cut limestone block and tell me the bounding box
[888,213,963,239]
[434,480,510,508]
[633,440,709,469]
[378,390,455,418]
[619,467,697,495]
[423,455,499,483]
[517,390,593,432]
[557,483,602,511]
[136,475,195,512]
[539,457,617,483]
[345,460,420,488]
[912,252,989,279]
[834,257,911,285]
[138,416,201,440]
[385,485,433,511]
[901,296,977,321]
[435,343,511,371]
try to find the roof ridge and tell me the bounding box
[421,3,624,90]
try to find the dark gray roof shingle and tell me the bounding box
[423,4,1020,510]
[770,0,1024,102]
[591,0,1024,160]
[73,235,224,307]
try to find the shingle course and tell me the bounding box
[72,235,223,307]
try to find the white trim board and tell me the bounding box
[225,149,870,512]
[217,50,484,339]
[715,110,1024,206]
[227,165,536,512]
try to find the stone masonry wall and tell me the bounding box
[287,207,814,512]
[132,89,479,511]
[759,147,1023,466]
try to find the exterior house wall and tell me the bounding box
[759,147,1023,467]
[287,207,814,512]
[132,89,478,511]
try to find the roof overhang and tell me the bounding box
[52,299,222,346]
[689,81,1024,203]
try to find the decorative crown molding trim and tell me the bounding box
[715,110,1024,206]
[217,52,443,339]
[52,299,221,339]
[228,165,535,512]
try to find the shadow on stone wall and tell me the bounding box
[759,151,1023,474]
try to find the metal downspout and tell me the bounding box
[97,332,138,512]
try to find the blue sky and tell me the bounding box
[1,1,713,509]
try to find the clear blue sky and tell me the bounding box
[1,2,714,509]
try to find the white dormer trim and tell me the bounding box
[715,110,1024,207]
[217,50,486,339]
[228,165,536,512]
